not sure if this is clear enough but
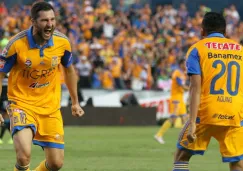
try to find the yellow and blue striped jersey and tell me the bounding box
[0,27,73,114]
[186,32,243,126]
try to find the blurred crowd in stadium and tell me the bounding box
[0,0,242,91]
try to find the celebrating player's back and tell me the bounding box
[186,31,243,126]
[172,12,243,171]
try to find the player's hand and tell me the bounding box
[187,122,197,143]
[0,114,4,126]
[71,103,85,117]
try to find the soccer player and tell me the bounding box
[0,2,84,171]
[154,59,188,144]
[173,12,243,171]
[0,74,13,144]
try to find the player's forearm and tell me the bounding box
[189,87,200,123]
[63,65,79,105]
[189,75,201,123]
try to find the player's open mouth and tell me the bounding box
[44,29,52,36]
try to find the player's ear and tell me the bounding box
[223,30,227,37]
[31,18,36,26]
[201,28,206,38]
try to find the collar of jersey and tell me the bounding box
[207,32,225,38]
[27,26,54,49]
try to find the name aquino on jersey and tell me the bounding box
[217,96,232,103]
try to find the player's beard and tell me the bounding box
[36,25,55,42]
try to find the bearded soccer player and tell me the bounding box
[0,2,84,171]
[173,12,243,171]
[154,59,188,144]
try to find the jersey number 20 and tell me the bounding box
[210,60,240,96]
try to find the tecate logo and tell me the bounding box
[212,114,235,120]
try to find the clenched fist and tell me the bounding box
[71,104,85,117]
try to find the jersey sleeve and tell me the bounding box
[61,39,73,68]
[176,77,183,86]
[186,47,201,75]
[0,40,17,73]
[172,70,183,86]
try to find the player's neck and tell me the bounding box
[33,35,47,47]
[32,28,48,47]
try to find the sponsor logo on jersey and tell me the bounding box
[205,42,241,51]
[212,114,235,120]
[23,67,56,79]
[25,59,32,68]
[29,82,50,88]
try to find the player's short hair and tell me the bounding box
[202,12,226,35]
[31,1,55,20]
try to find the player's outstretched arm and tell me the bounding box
[63,65,85,117]
[187,74,201,143]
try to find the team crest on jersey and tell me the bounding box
[51,56,58,67]
[13,116,19,124]
[0,59,6,69]
[25,59,32,68]
[1,47,7,57]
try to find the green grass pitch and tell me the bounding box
[0,126,229,171]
